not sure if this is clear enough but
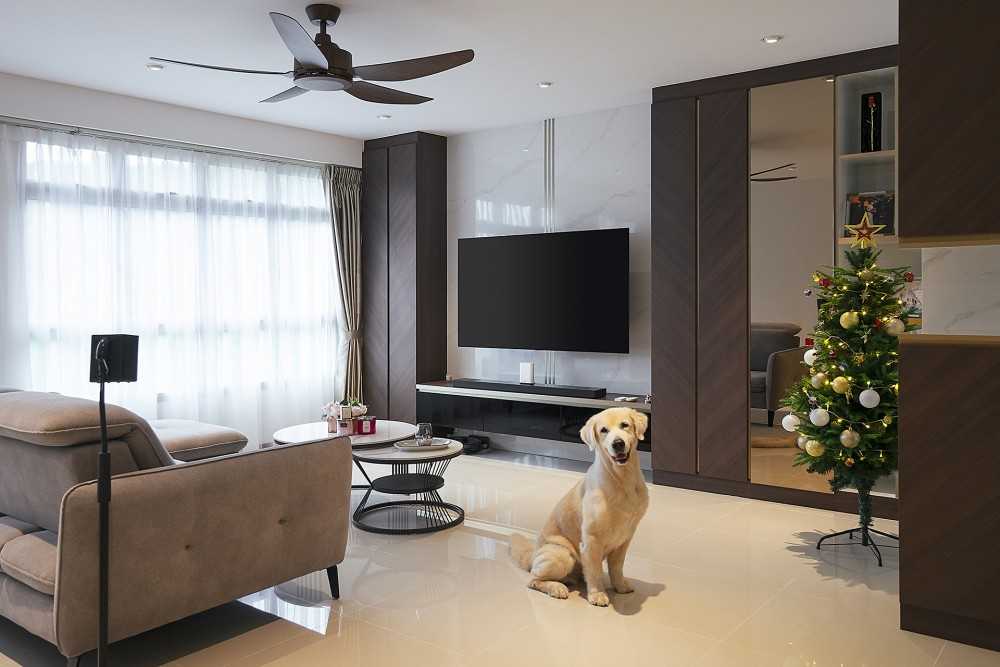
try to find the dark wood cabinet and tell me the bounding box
[898,1,1000,246]
[649,47,898,516]
[362,132,447,423]
[899,335,1000,651]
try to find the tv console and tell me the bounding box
[451,378,607,399]
[416,380,652,453]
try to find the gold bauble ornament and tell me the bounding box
[831,376,851,394]
[840,311,860,329]
[810,372,828,389]
[882,415,893,426]
[857,268,876,282]
[885,317,905,336]
[853,353,866,364]
[805,440,825,457]
[839,429,861,448]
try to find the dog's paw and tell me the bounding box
[587,590,610,607]
[547,582,569,599]
[529,579,569,599]
[613,580,634,594]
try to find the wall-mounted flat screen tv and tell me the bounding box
[458,228,629,353]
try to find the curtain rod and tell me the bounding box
[0,114,357,171]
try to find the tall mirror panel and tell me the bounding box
[749,77,834,493]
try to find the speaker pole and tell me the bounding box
[96,341,111,667]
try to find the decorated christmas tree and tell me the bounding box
[780,227,916,562]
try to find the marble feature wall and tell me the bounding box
[920,246,1000,334]
[447,104,651,393]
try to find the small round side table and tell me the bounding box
[351,441,464,535]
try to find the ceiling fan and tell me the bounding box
[150,4,474,105]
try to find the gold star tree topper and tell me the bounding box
[845,209,886,248]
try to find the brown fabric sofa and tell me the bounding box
[0,391,352,663]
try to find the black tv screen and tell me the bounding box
[458,228,629,353]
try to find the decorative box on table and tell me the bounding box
[323,400,374,435]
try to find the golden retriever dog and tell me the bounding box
[511,407,649,606]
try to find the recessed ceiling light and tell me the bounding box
[537,81,553,88]
[377,114,392,120]
[145,62,164,71]
[521,148,530,152]
[761,35,783,44]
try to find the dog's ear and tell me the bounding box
[631,410,649,441]
[579,415,599,451]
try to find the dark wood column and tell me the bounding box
[362,132,447,423]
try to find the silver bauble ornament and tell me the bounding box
[781,413,801,432]
[839,429,861,448]
[797,435,808,450]
[810,372,828,389]
[805,440,825,457]
[804,349,819,366]
[809,408,831,427]
[858,388,881,409]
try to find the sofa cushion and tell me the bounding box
[150,419,248,462]
[0,516,41,549]
[750,370,767,394]
[0,530,57,596]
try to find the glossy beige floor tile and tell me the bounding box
[2,454,997,666]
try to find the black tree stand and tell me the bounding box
[816,482,898,566]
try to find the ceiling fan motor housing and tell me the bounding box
[293,38,353,90]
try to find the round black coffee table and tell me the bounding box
[351,440,464,535]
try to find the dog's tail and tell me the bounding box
[509,533,535,571]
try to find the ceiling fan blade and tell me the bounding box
[269,12,327,70]
[345,81,432,105]
[749,162,797,177]
[149,57,292,76]
[260,87,309,103]
[354,49,474,81]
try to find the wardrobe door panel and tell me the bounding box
[387,142,418,423]
[361,147,389,417]
[697,89,749,482]
[651,98,698,474]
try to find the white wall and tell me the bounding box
[921,246,1000,335]
[447,104,651,393]
[0,72,361,166]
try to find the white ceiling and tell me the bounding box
[0,0,898,140]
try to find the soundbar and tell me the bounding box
[451,378,607,399]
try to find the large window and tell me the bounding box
[0,124,341,446]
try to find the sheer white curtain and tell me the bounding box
[0,123,341,446]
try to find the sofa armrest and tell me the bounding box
[766,346,810,412]
[52,438,352,658]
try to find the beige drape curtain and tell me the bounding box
[325,165,363,402]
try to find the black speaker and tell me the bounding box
[89,334,139,383]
